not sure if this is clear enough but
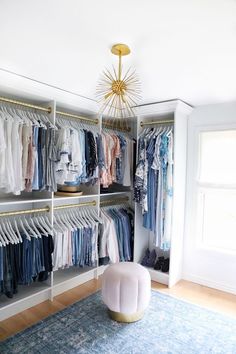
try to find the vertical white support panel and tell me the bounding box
[47,100,56,301]
[133,114,150,263]
[169,102,193,287]
[95,113,102,280]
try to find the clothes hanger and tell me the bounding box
[0,106,14,123]
[18,109,33,126]
[40,216,52,234]
[55,116,63,129]
[53,214,66,233]
[1,220,16,244]
[0,223,7,246]
[22,216,38,238]
[80,208,96,226]
[87,207,103,223]
[28,217,42,238]
[69,210,84,228]
[27,111,43,128]
[66,209,81,228]
[13,219,23,243]
[66,210,78,228]
[63,210,77,230]
[1,220,17,244]
[70,209,84,229]
[25,110,40,127]
[55,211,70,231]
[74,209,88,227]
[61,212,74,229]
[86,207,101,224]
[12,107,27,125]
[34,216,49,236]
[5,219,19,244]
[40,112,55,129]
[5,106,21,124]
[16,218,31,240]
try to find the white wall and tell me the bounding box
[183,101,236,294]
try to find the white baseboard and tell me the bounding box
[183,273,236,295]
[0,289,51,321]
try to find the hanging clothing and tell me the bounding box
[0,235,54,299]
[55,127,99,186]
[99,131,134,188]
[134,126,174,250]
[99,207,134,264]
[52,210,99,270]
[0,109,57,195]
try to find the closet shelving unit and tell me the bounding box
[133,100,193,287]
[0,91,192,321]
[0,93,133,320]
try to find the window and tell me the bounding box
[196,130,236,252]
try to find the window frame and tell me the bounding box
[193,124,236,255]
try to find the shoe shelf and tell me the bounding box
[0,282,51,321]
[146,268,169,285]
[52,267,98,297]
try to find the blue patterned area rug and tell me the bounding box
[1,291,236,354]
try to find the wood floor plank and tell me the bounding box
[1,278,236,342]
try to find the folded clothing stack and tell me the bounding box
[141,249,169,273]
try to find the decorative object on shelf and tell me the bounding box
[55,184,83,197]
[96,43,141,119]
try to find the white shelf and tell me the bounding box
[0,282,51,309]
[53,193,99,202]
[53,266,96,285]
[100,191,131,197]
[0,283,51,321]
[0,197,52,206]
[146,267,169,285]
[53,267,97,297]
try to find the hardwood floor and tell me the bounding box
[1,279,236,341]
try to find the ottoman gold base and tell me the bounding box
[108,309,144,323]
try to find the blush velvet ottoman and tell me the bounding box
[102,262,151,323]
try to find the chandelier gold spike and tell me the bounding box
[96,43,141,119]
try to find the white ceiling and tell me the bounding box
[0,0,236,107]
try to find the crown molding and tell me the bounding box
[0,69,99,115]
[135,99,193,117]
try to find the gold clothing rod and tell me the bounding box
[54,200,97,210]
[103,122,131,132]
[56,110,99,125]
[0,96,99,125]
[140,119,174,127]
[0,96,51,113]
[100,196,129,206]
[0,207,50,218]
[0,197,130,218]
[0,200,97,218]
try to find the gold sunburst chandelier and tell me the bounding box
[96,43,141,119]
